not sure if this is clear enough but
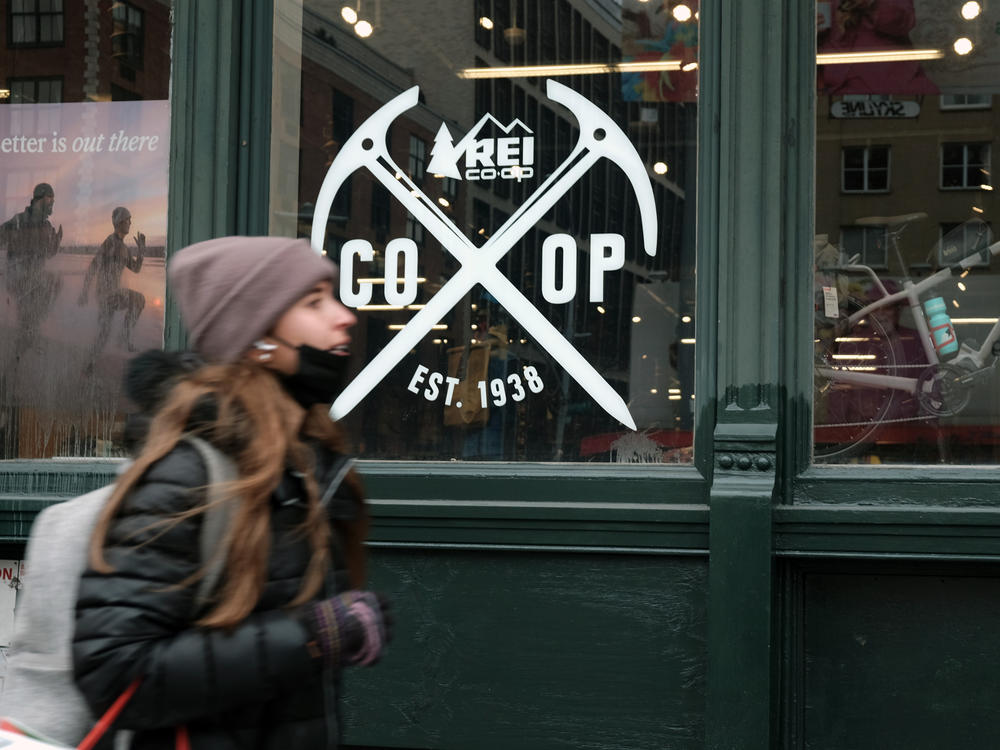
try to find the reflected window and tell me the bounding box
[408,135,426,183]
[405,212,425,246]
[474,0,492,50]
[371,184,391,244]
[842,145,890,193]
[330,89,354,223]
[941,143,990,190]
[8,77,62,104]
[940,94,991,111]
[112,1,145,71]
[9,0,64,47]
[939,222,992,267]
[841,224,888,268]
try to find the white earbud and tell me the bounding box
[253,340,277,362]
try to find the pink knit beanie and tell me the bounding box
[168,236,337,363]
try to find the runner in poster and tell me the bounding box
[79,206,147,371]
[1,182,63,362]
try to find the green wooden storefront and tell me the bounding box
[2,2,998,748]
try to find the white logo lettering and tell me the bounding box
[311,80,659,430]
[589,234,625,303]
[339,239,374,307]
[383,238,419,306]
[541,233,577,304]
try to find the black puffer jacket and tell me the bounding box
[72,437,360,750]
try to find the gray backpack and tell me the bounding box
[0,436,238,746]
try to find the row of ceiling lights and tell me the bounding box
[340,4,372,38]
[478,2,697,40]
[344,4,977,61]
[953,1,983,55]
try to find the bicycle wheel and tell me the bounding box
[814,297,900,462]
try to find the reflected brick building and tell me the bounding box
[1,1,170,104]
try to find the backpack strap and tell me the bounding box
[318,456,355,509]
[179,435,239,613]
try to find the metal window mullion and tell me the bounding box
[863,145,871,191]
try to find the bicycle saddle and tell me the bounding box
[854,212,928,227]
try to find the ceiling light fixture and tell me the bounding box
[504,3,525,45]
[961,2,981,20]
[459,60,682,79]
[954,37,973,55]
[463,50,946,80]
[818,49,943,64]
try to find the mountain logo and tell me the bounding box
[426,113,535,182]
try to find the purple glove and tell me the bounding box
[305,591,392,667]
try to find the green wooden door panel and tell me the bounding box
[801,568,1000,749]
[341,550,707,750]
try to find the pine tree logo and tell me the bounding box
[428,123,461,179]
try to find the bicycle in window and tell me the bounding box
[814,214,1000,461]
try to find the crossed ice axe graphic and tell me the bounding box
[311,79,657,430]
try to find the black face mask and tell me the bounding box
[279,344,350,407]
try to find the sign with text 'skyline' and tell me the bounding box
[311,80,657,431]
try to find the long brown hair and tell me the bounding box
[89,361,368,629]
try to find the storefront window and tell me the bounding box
[0,0,172,458]
[814,0,1000,463]
[270,0,698,462]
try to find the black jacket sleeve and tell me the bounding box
[72,444,321,730]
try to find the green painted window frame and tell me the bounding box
[0,1,711,554]
[777,1,1000,563]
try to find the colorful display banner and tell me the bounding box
[621,0,699,102]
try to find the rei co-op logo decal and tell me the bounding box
[310,80,657,431]
[426,114,534,182]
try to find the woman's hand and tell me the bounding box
[305,591,393,667]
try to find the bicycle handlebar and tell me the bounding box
[948,238,1000,271]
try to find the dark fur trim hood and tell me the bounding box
[121,350,208,453]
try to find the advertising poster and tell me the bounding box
[0,101,169,458]
[620,0,699,102]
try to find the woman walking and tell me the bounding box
[73,236,391,749]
